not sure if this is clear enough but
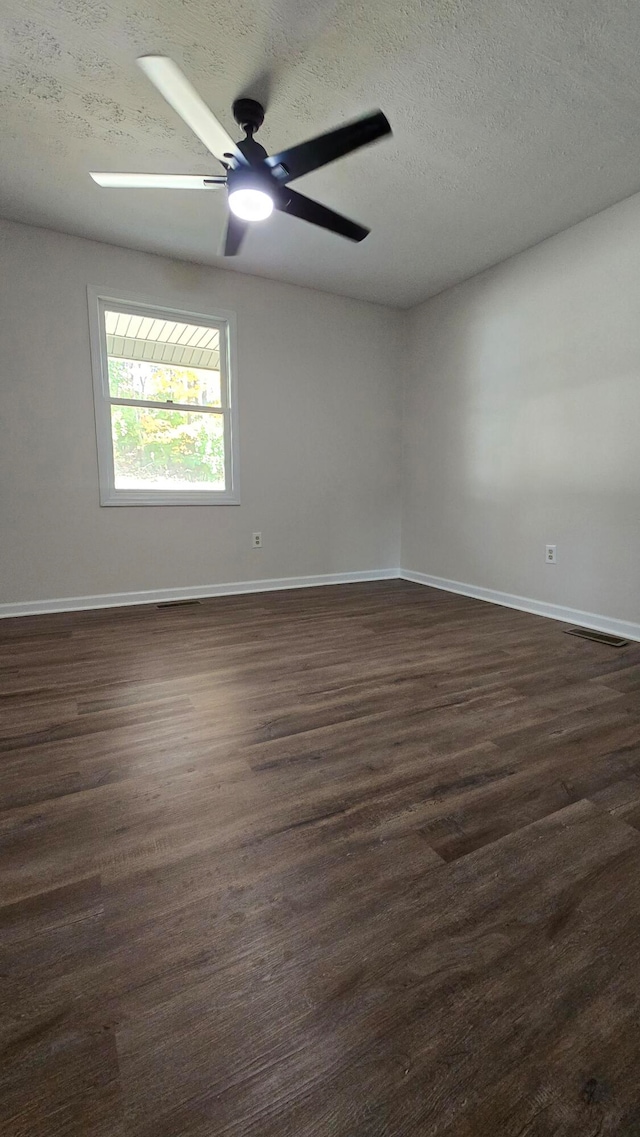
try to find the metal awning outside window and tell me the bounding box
[105,310,220,370]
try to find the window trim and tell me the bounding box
[87,286,240,506]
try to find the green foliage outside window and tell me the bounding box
[108,359,225,487]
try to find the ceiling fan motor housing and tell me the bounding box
[226,161,274,196]
[235,135,269,165]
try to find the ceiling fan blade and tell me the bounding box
[137,56,246,166]
[275,187,369,242]
[265,110,391,183]
[90,173,226,189]
[221,213,248,256]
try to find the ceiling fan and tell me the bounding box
[90,56,392,256]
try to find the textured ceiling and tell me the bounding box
[3,0,640,306]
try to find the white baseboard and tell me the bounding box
[3,567,637,643]
[0,568,400,619]
[400,568,640,643]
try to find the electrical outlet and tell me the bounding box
[545,544,557,564]
[252,532,262,549]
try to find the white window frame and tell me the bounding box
[87,286,240,506]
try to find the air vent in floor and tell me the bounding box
[564,626,628,648]
[156,599,203,608]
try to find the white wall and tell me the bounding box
[0,219,401,606]
[402,193,640,626]
[3,196,639,624]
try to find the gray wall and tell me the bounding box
[402,193,640,625]
[3,191,640,626]
[0,220,401,604]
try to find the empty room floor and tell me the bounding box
[2,579,640,1136]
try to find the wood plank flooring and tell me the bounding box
[2,580,640,1135]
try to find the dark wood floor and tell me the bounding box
[2,581,640,1136]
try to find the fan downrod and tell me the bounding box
[232,98,265,136]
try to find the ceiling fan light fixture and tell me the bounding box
[228,186,274,221]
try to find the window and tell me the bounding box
[88,288,238,505]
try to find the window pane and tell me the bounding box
[105,309,220,363]
[108,357,221,407]
[111,405,226,491]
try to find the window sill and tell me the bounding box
[100,490,241,506]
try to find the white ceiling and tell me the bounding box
[3,0,640,307]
